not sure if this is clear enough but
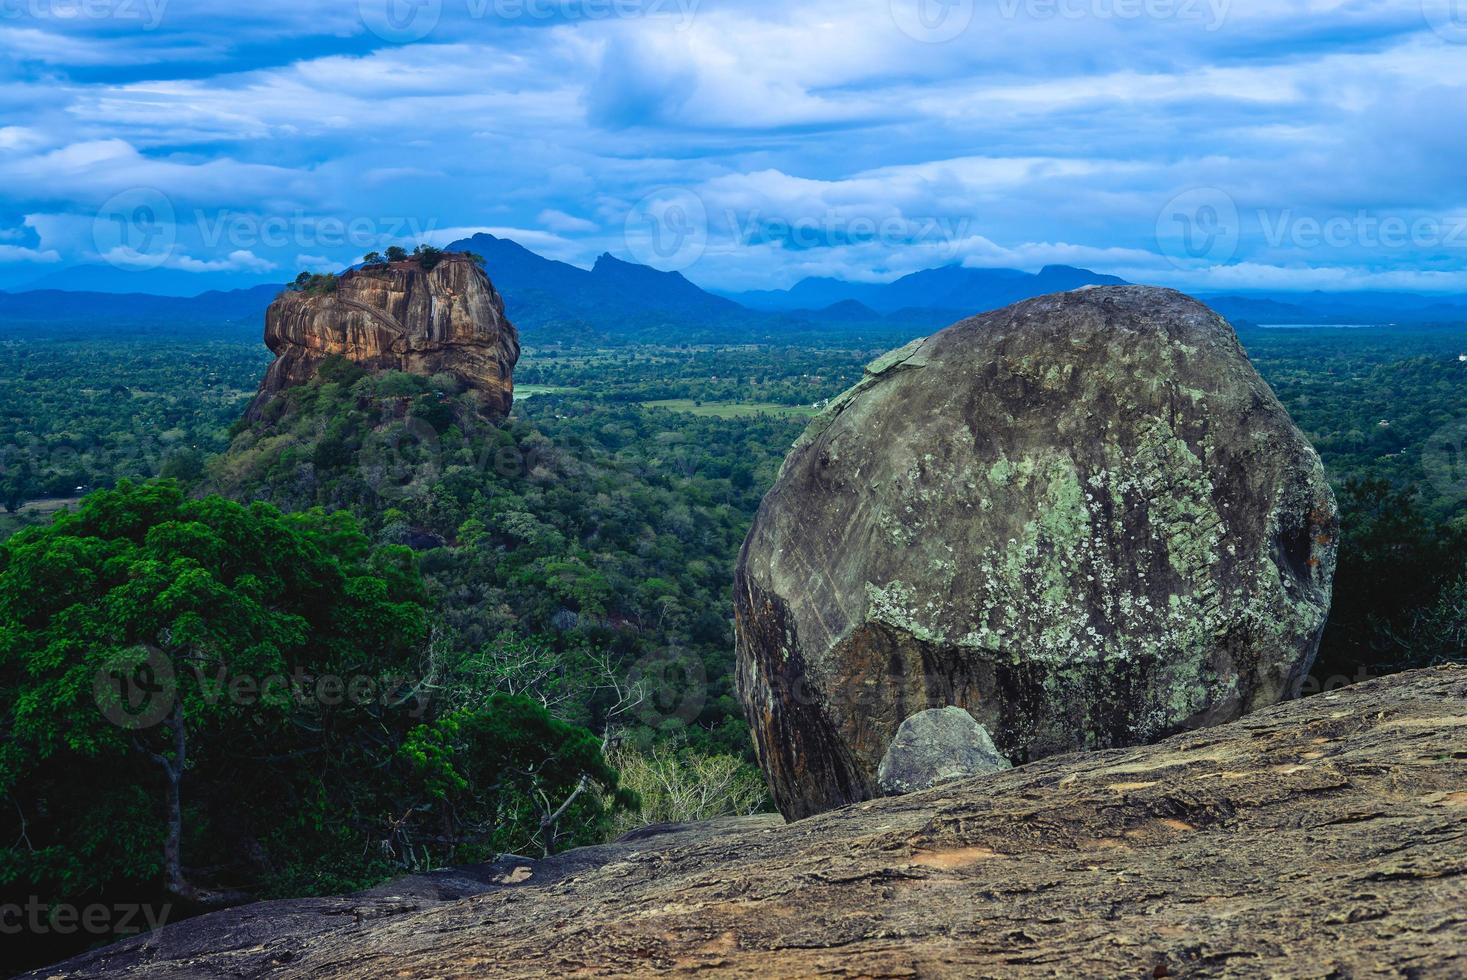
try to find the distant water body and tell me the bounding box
[1257,323,1390,330]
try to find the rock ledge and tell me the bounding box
[31,667,1467,979]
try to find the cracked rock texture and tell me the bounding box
[735,286,1339,819]
[246,255,519,421]
[27,667,1467,979]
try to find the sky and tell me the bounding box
[2,0,1466,295]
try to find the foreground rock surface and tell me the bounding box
[31,667,1467,979]
[246,254,519,420]
[737,286,1338,819]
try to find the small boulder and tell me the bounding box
[877,706,1011,795]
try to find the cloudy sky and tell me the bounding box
[2,0,1466,294]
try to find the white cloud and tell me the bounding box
[0,244,60,264]
[1,1,1463,289]
[0,126,45,152]
[538,209,599,234]
[294,253,338,272]
[98,246,276,273]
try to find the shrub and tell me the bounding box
[602,743,768,838]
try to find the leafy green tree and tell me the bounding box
[1314,477,1467,680]
[384,245,409,263]
[361,251,383,266]
[400,696,634,856]
[0,480,426,904]
[0,481,626,920]
[412,244,445,270]
[159,448,205,485]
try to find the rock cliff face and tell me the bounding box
[246,255,519,420]
[736,286,1338,820]
[27,667,1467,979]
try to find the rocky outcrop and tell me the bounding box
[27,667,1467,979]
[246,255,519,420]
[876,706,1011,794]
[736,286,1338,820]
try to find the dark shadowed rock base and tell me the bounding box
[29,667,1467,979]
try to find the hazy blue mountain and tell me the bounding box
[1204,291,1467,325]
[16,263,284,297]
[587,253,743,316]
[0,284,280,330]
[444,233,742,323]
[1203,296,1318,324]
[9,234,1467,343]
[723,264,1127,314]
[788,299,885,323]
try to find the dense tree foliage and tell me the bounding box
[5,318,1467,973]
[208,361,806,760]
[0,481,625,971]
[0,339,265,517]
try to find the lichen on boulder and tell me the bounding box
[735,286,1338,820]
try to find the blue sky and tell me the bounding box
[2,0,1466,294]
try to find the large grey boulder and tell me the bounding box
[735,286,1338,820]
[877,706,1011,795]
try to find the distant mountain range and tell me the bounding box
[1201,291,1467,326]
[722,264,1127,315]
[442,233,743,326]
[4,235,1467,341]
[6,263,283,297]
[0,283,280,331]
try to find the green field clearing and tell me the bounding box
[641,399,818,419]
[515,384,577,398]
